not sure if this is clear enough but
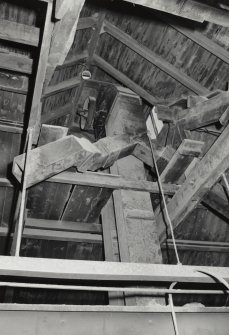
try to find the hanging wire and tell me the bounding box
[147,111,181,265]
[15,128,33,256]
[169,282,180,335]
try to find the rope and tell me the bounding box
[147,121,181,265]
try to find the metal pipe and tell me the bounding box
[15,129,33,257]
[0,281,228,295]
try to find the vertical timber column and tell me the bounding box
[105,86,163,305]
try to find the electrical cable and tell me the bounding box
[147,125,181,265]
[169,282,180,335]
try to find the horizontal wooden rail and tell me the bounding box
[0,256,229,283]
[0,20,40,47]
[48,171,179,195]
[0,52,33,74]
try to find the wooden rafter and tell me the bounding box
[102,21,209,95]
[122,0,229,27]
[28,1,54,138]
[160,14,229,65]
[42,76,81,98]
[93,55,166,105]
[44,0,85,88]
[156,123,229,243]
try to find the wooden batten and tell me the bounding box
[0,52,33,74]
[0,20,40,47]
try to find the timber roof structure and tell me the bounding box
[1,1,229,333]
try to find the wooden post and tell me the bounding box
[104,86,164,305]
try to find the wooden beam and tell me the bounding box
[44,0,85,87]
[175,92,229,130]
[0,83,27,95]
[28,1,54,139]
[93,55,164,105]
[0,226,102,244]
[42,76,81,98]
[48,171,179,195]
[156,123,229,242]
[13,134,147,187]
[122,0,229,27]
[41,102,74,124]
[160,139,204,182]
[102,21,209,95]
[25,218,102,234]
[0,20,40,47]
[202,186,229,222]
[23,228,102,243]
[0,52,33,74]
[1,256,229,283]
[163,239,229,253]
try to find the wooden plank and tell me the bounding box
[0,226,102,244]
[157,123,229,242]
[25,218,102,234]
[93,55,163,105]
[101,194,124,305]
[0,52,33,74]
[0,123,23,134]
[42,76,81,98]
[105,86,163,305]
[27,124,71,221]
[122,0,229,27]
[154,139,204,215]
[102,21,209,95]
[48,171,179,195]
[0,256,229,283]
[0,72,28,95]
[61,185,112,223]
[163,239,229,253]
[0,20,40,47]
[23,228,102,243]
